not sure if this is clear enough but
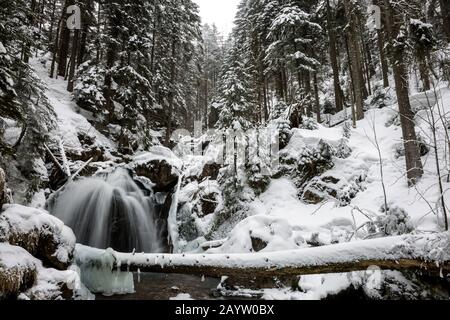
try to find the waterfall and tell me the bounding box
[167,175,183,253]
[51,168,163,253]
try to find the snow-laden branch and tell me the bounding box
[75,233,450,283]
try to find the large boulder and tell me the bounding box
[130,146,182,192]
[0,243,39,300]
[0,205,76,270]
[302,175,366,206]
[0,244,92,300]
[278,135,335,188]
[200,162,222,181]
[208,215,305,254]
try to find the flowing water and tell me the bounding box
[51,168,163,253]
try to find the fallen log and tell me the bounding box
[75,233,450,287]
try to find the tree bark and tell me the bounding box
[23,0,38,63]
[57,0,74,78]
[313,72,321,123]
[344,0,365,121]
[67,29,79,92]
[76,233,450,288]
[326,0,345,112]
[418,56,431,91]
[377,29,390,88]
[77,0,92,66]
[165,37,178,147]
[48,0,58,53]
[103,6,119,123]
[440,0,450,42]
[50,16,62,78]
[382,0,424,185]
[0,168,7,207]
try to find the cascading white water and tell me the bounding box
[51,168,163,253]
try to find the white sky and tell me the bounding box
[193,0,240,35]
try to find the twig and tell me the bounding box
[70,158,93,181]
[58,139,71,177]
[44,143,67,177]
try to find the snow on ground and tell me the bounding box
[241,88,450,250]
[30,57,115,153]
[170,293,194,300]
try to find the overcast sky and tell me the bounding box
[193,0,240,35]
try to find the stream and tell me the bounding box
[95,273,231,300]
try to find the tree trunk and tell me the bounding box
[96,2,102,62]
[344,0,365,121]
[77,233,450,288]
[77,0,92,66]
[50,15,63,79]
[418,56,431,91]
[0,168,7,207]
[23,0,38,63]
[306,72,313,117]
[377,29,390,88]
[382,0,424,185]
[67,30,79,92]
[150,2,159,73]
[360,33,372,96]
[103,6,119,123]
[440,0,450,42]
[57,0,74,78]
[313,73,321,123]
[345,35,358,128]
[48,0,57,52]
[326,0,345,112]
[165,38,178,147]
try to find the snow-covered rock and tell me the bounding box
[130,146,182,192]
[0,243,93,300]
[0,205,76,270]
[0,243,39,299]
[208,215,306,254]
[21,266,94,300]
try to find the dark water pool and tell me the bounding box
[96,273,227,300]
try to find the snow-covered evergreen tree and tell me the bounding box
[216,46,255,131]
